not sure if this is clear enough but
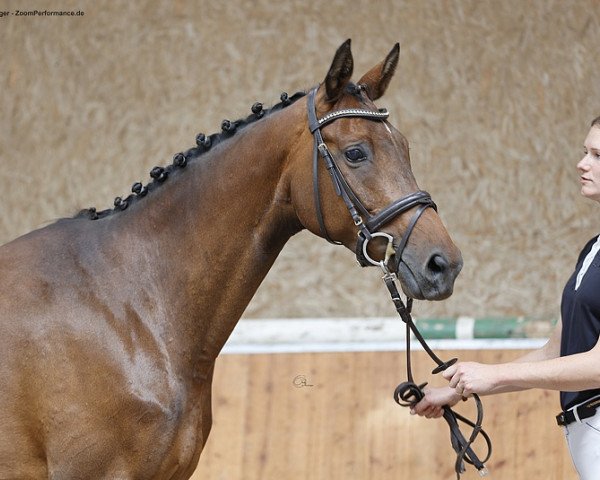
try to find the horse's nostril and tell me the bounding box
[427,254,449,274]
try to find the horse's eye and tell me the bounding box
[344,148,367,163]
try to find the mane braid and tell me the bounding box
[73,91,307,221]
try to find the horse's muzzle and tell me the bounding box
[395,249,463,300]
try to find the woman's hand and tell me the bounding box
[411,386,462,418]
[442,362,501,397]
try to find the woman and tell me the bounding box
[413,116,600,479]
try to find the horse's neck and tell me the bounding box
[109,103,306,368]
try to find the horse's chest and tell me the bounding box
[153,405,205,478]
[51,383,212,480]
[130,387,210,479]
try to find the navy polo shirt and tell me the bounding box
[560,236,600,410]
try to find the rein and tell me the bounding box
[307,86,491,478]
[383,268,492,478]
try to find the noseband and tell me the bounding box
[307,86,436,270]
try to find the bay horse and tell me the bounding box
[0,40,462,479]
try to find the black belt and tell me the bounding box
[556,397,600,426]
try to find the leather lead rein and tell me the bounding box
[382,267,492,478]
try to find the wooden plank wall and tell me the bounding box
[192,350,577,480]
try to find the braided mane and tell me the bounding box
[75,91,307,220]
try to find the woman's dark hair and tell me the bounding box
[591,116,600,127]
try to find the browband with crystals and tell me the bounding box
[310,108,389,132]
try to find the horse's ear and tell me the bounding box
[357,43,400,101]
[324,39,354,103]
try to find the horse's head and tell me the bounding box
[290,40,462,300]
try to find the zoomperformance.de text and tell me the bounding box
[0,10,85,18]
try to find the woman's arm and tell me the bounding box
[411,319,564,416]
[453,317,564,395]
[444,318,600,396]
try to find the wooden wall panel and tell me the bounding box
[193,350,577,480]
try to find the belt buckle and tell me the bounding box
[556,412,566,426]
